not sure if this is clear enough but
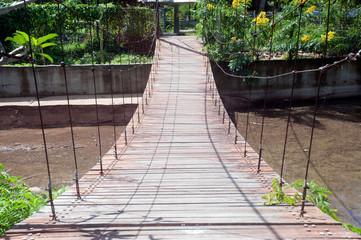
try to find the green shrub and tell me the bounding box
[0,4,156,64]
[0,163,67,237]
[197,0,361,66]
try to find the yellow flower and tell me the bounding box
[231,36,237,41]
[321,31,336,42]
[301,35,310,43]
[206,3,214,9]
[305,6,316,13]
[241,0,249,3]
[232,0,239,8]
[254,11,270,26]
[294,0,306,5]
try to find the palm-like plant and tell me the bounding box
[5,30,57,63]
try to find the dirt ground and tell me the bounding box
[235,98,361,228]
[0,125,125,190]
[0,102,134,191]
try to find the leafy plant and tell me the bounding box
[262,178,361,236]
[0,163,67,237]
[343,223,361,235]
[5,30,58,63]
[262,178,299,206]
[290,180,338,219]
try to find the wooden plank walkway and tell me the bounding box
[4,36,360,240]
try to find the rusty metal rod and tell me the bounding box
[87,2,103,175]
[120,71,128,145]
[300,0,331,217]
[24,0,56,219]
[280,5,304,187]
[109,68,118,160]
[57,2,81,199]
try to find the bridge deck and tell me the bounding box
[4,36,360,239]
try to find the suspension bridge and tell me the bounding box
[3,36,360,239]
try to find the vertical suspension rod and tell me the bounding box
[257,3,276,173]
[120,71,128,145]
[257,77,269,173]
[300,0,331,217]
[57,2,81,199]
[244,80,252,157]
[23,0,56,219]
[280,5,304,187]
[129,69,135,134]
[135,67,141,123]
[105,3,118,160]
[87,0,103,175]
[109,68,118,159]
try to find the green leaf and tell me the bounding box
[15,31,29,42]
[39,43,57,49]
[5,35,26,45]
[4,36,14,42]
[39,53,54,63]
[37,33,58,45]
[30,36,37,47]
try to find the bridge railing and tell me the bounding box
[201,0,361,226]
[0,0,161,220]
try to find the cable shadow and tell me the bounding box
[159,38,204,56]
[203,78,283,239]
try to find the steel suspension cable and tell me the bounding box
[300,0,332,218]
[57,2,81,199]
[23,0,57,219]
[128,68,135,134]
[280,4,304,187]
[105,2,119,160]
[244,80,252,157]
[120,71,128,145]
[234,4,248,147]
[108,68,118,159]
[256,76,269,173]
[257,0,277,173]
[87,0,103,175]
[135,67,141,123]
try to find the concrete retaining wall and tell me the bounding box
[212,58,361,108]
[0,64,152,97]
